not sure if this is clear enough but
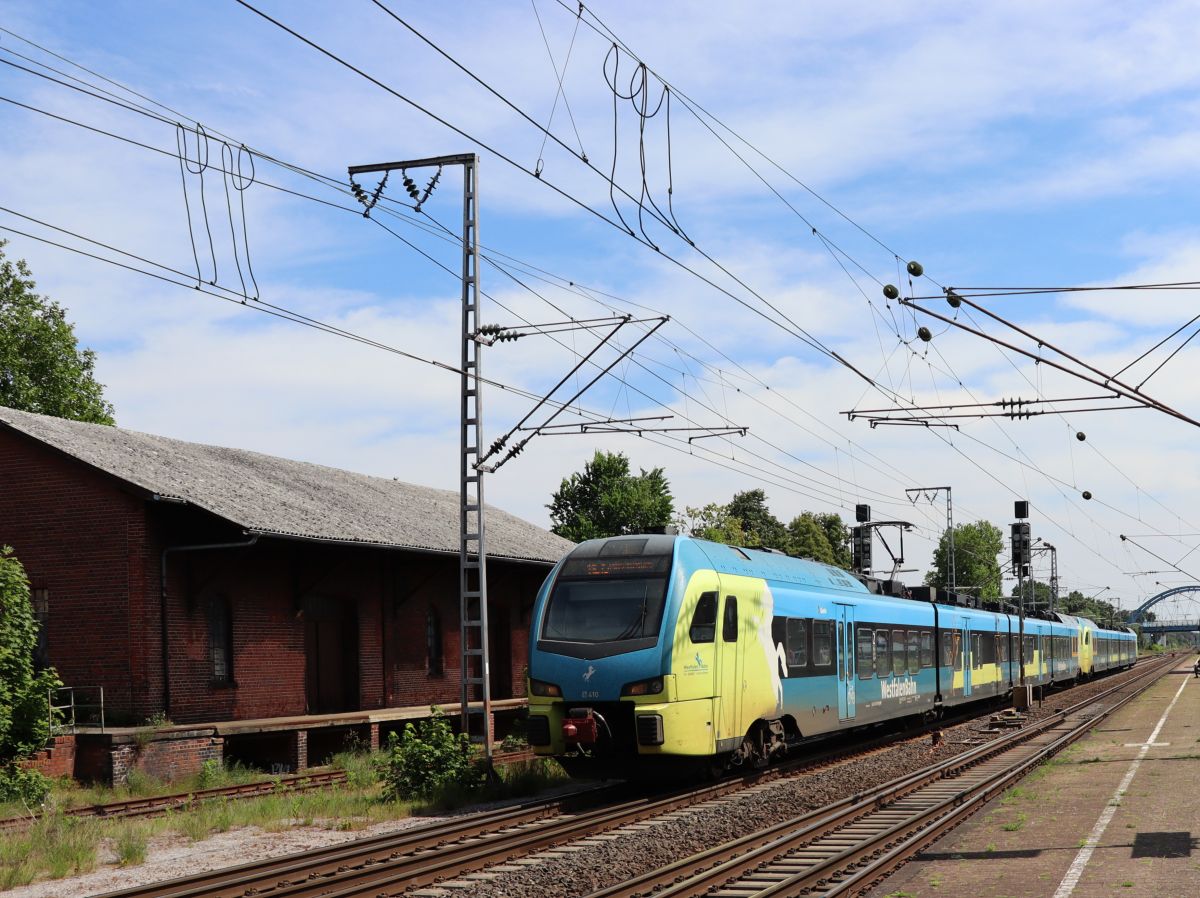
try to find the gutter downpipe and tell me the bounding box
[159,532,259,718]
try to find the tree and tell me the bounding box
[925,520,1004,600]
[677,503,747,545]
[1060,589,1125,624]
[726,489,788,550]
[786,513,836,564]
[0,241,115,424]
[0,548,62,801]
[811,512,851,568]
[548,451,673,542]
[1010,579,1054,609]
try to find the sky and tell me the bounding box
[2,0,1200,620]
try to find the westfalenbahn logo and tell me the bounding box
[880,678,918,699]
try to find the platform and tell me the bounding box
[865,657,1199,898]
[72,698,528,785]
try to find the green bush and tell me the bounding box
[0,763,50,805]
[381,710,483,802]
[0,548,63,761]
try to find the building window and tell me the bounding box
[32,588,50,671]
[208,595,233,684]
[426,608,444,674]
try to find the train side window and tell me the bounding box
[722,596,739,643]
[785,618,808,673]
[837,621,845,681]
[857,628,874,679]
[952,631,963,671]
[689,592,718,644]
[875,629,890,677]
[812,620,834,668]
[906,631,920,675]
[891,629,906,677]
[920,631,934,668]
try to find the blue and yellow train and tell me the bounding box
[526,534,1135,772]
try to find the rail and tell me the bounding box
[583,653,1177,898]
[48,684,104,735]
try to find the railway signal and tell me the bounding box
[851,525,872,573]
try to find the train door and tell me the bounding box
[715,593,742,745]
[962,620,973,697]
[836,604,856,721]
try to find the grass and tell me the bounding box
[114,826,147,866]
[0,759,268,821]
[0,751,568,890]
[0,815,100,889]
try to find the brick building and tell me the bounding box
[0,406,572,729]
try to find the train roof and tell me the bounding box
[566,533,869,595]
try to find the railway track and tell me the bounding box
[0,769,349,833]
[0,748,536,834]
[91,659,1166,898]
[583,653,1179,898]
[91,717,977,898]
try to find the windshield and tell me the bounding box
[541,576,668,643]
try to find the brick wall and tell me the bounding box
[18,735,75,779]
[0,429,140,717]
[74,731,223,785]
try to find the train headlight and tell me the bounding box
[529,679,562,697]
[621,677,664,697]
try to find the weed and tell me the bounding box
[332,749,380,788]
[114,826,147,866]
[124,768,163,796]
[381,711,482,802]
[985,843,996,852]
[1121,883,1134,888]
[1001,812,1027,832]
[133,711,172,750]
[1001,786,1031,805]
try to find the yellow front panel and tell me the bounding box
[633,697,716,756]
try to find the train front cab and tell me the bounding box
[527,536,779,768]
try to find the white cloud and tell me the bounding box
[2,1,1200,613]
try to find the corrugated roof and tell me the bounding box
[0,407,574,564]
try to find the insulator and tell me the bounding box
[883,284,900,300]
[489,438,506,455]
[946,290,962,308]
[917,326,932,342]
[1082,490,1092,500]
[1076,431,1086,441]
[906,260,924,277]
[402,177,416,191]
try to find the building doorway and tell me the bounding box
[304,596,359,713]
[488,604,513,700]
